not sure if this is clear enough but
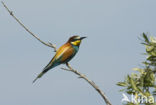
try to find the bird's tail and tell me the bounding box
[32,59,58,83]
[32,69,48,83]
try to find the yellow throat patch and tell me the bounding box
[71,40,81,46]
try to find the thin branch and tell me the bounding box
[2,1,112,105]
[1,1,57,52]
[61,63,112,105]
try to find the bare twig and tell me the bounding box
[1,1,57,52]
[61,63,112,105]
[1,1,112,105]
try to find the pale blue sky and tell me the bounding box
[1,0,156,105]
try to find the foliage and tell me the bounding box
[117,33,156,105]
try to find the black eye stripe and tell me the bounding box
[72,39,78,41]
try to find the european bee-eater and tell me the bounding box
[33,36,86,83]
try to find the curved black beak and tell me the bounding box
[80,37,87,40]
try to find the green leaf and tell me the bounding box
[133,68,144,74]
[128,75,138,91]
[144,70,155,87]
[146,46,154,53]
[150,36,156,43]
[117,82,127,87]
[147,55,156,61]
[143,33,149,43]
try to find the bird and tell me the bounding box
[33,36,86,83]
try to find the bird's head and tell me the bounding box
[68,36,86,46]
